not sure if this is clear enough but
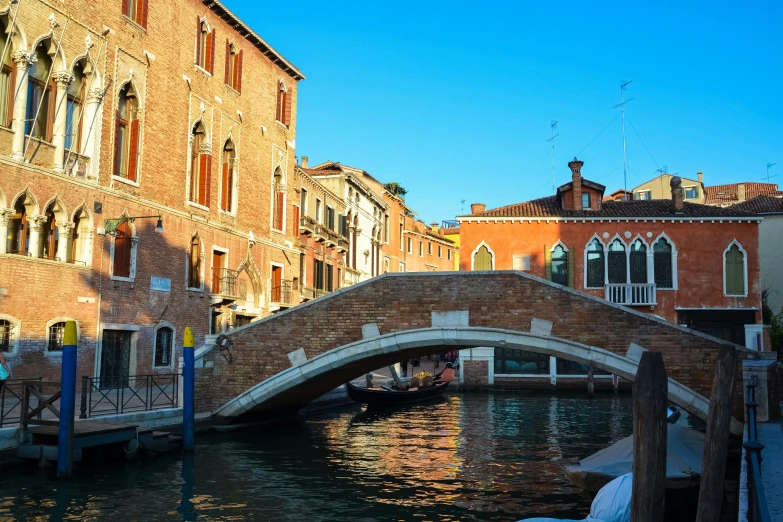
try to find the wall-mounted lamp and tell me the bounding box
[104,214,164,236]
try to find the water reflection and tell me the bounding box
[0,393,644,521]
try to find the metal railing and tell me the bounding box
[605,283,656,306]
[301,286,330,300]
[299,215,316,235]
[0,378,44,428]
[79,374,179,419]
[212,268,240,297]
[441,220,459,229]
[744,376,771,522]
[271,280,294,304]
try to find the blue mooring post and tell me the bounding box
[182,327,195,452]
[57,321,78,478]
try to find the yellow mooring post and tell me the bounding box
[57,321,78,478]
[182,327,195,452]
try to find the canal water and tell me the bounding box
[0,393,655,521]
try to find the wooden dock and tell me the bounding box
[19,420,139,462]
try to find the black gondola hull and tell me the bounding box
[346,381,450,405]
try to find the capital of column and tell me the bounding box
[198,143,212,155]
[52,71,74,86]
[57,220,75,233]
[86,87,104,103]
[0,208,12,224]
[29,214,48,230]
[130,236,139,246]
[11,50,36,68]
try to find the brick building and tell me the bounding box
[0,0,303,382]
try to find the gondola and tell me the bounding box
[346,366,455,406]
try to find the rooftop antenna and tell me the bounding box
[613,80,634,192]
[766,162,777,183]
[547,120,559,194]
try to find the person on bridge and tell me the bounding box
[0,351,10,394]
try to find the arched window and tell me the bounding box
[630,239,648,284]
[272,169,284,230]
[220,140,235,212]
[724,243,746,296]
[8,197,29,255]
[25,40,54,141]
[224,41,242,92]
[114,83,140,181]
[607,239,627,284]
[195,18,215,73]
[40,201,59,260]
[65,60,86,152]
[112,221,134,279]
[188,235,202,289]
[551,244,568,286]
[653,238,674,289]
[154,326,174,367]
[585,238,605,288]
[275,81,290,126]
[0,316,19,354]
[47,321,66,353]
[0,21,13,127]
[473,244,493,271]
[124,0,149,28]
[189,121,211,207]
[70,205,92,266]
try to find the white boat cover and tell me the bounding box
[518,473,632,522]
[565,424,704,491]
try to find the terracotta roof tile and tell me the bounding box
[732,195,783,215]
[704,182,779,205]
[468,196,756,218]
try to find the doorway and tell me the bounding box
[100,330,133,388]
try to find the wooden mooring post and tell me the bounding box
[631,351,668,522]
[695,344,737,522]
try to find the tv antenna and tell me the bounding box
[613,80,634,192]
[766,162,777,183]
[547,121,559,195]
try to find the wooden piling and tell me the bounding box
[587,365,595,395]
[631,351,668,522]
[695,344,737,522]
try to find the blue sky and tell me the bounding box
[226,0,782,223]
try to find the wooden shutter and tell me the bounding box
[205,154,212,207]
[195,17,201,65]
[224,40,230,84]
[127,119,140,181]
[141,0,149,28]
[568,246,575,288]
[237,50,243,92]
[114,223,131,278]
[284,89,292,126]
[544,245,552,280]
[198,154,208,206]
[113,111,122,175]
[275,191,284,230]
[221,162,229,210]
[46,82,55,141]
[227,165,233,211]
[47,214,56,259]
[122,0,129,16]
[209,30,216,73]
[6,66,16,127]
[293,205,299,235]
[212,251,221,291]
[275,89,281,121]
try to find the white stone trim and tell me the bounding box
[723,239,748,297]
[109,215,137,282]
[0,314,21,357]
[583,234,605,289]
[470,240,495,271]
[95,323,140,380]
[457,216,763,224]
[44,316,80,356]
[152,321,176,369]
[652,232,678,290]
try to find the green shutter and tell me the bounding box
[544,245,552,281]
[568,246,576,288]
[725,245,745,295]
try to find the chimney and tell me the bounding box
[471,203,486,214]
[737,183,746,202]
[697,172,703,184]
[301,156,309,169]
[670,176,684,213]
[430,222,439,233]
[569,157,584,211]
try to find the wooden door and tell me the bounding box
[271,266,282,301]
[212,251,223,292]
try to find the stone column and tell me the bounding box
[56,221,74,261]
[27,215,46,258]
[80,87,103,175]
[11,51,35,161]
[0,209,12,255]
[52,71,73,172]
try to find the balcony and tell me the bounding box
[337,236,349,253]
[325,229,339,248]
[211,268,246,306]
[300,216,315,236]
[605,283,656,307]
[314,224,327,243]
[271,280,295,308]
[300,286,330,301]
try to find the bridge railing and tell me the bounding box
[744,376,771,522]
[79,374,179,419]
[0,378,46,428]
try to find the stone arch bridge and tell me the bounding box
[194,272,758,435]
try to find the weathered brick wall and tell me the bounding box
[462,360,488,387]
[195,272,756,414]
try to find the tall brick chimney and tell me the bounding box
[697,172,703,184]
[670,176,684,213]
[471,203,486,214]
[737,183,746,202]
[569,157,584,211]
[301,156,309,168]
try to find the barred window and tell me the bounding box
[586,239,605,288]
[0,320,14,353]
[47,321,66,352]
[630,239,648,284]
[607,240,627,284]
[494,348,549,375]
[154,327,174,367]
[653,238,673,289]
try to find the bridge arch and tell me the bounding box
[212,325,743,436]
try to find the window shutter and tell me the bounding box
[275,89,281,122]
[113,111,122,175]
[114,223,131,278]
[568,246,575,288]
[221,162,228,210]
[122,0,129,16]
[46,82,55,141]
[205,154,212,207]
[227,165,233,211]
[293,205,299,235]
[195,17,201,65]
[141,0,149,28]
[224,40,230,85]
[237,50,243,93]
[127,119,140,181]
[198,154,208,206]
[284,89,292,126]
[210,30,216,73]
[544,245,552,281]
[276,191,285,229]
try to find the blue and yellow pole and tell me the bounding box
[57,321,78,478]
[182,327,195,452]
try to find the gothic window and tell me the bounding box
[154,326,174,367]
[114,83,141,181]
[224,41,242,92]
[189,121,211,206]
[585,238,605,288]
[0,22,13,127]
[112,221,134,279]
[473,244,493,271]
[551,244,568,286]
[724,242,746,296]
[195,18,215,73]
[653,238,674,289]
[65,61,86,152]
[7,197,29,255]
[188,235,202,289]
[25,42,54,141]
[220,139,235,212]
[40,201,59,260]
[276,81,291,126]
[630,239,648,284]
[607,239,627,284]
[272,169,284,230]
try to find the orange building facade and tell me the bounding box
[459,158,765,349]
